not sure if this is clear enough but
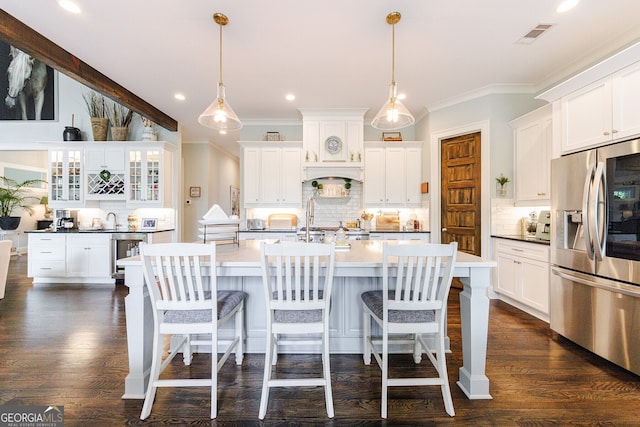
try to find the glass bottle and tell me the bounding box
[336,221,347,246]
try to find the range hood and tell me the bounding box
[303,163,363,182]
[300,108,367,183]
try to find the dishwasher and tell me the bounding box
[112,233,147,280]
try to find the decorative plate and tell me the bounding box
[325,136,343,154]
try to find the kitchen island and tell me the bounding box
[119,239,496,401]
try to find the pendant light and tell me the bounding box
[198,13,243,131]
[371,12,415,131]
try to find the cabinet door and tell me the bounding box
[612,61,640,140]
[520,258,550,313]
[260,147,281,203]
[515,116,551,204]
[280,147,302,206]
[85,146,125,171]
[302,120,320,162]
[363,148,385,205]
[562,79,612,153]
[49,149,83,207]
[127,149,163,206]
[405,147,422,205]
[384,147,406,205]
[243,148,261,206]
[66,235,111,278]
[495,251,519,299]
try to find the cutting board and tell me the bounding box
[268,213,297,229]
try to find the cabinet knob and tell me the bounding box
[603,131,610,136]
[612,129,618,134]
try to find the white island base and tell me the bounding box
[120,240,495,401]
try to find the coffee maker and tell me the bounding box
[55,209,78,230]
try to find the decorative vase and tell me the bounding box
[90,117,109,141]
[111,126,129,141]
[141,126,157,142]
[0,216,21,231]
[497,184,507,197]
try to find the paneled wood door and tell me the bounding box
[441,132,481,256]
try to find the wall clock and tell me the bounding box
[325,136,343,154]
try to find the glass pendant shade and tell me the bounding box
[198,82,242,131]
[371,82,415,130]
[371,12,415,131]
[198,13,242,132]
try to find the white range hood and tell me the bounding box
[299,108,367,182]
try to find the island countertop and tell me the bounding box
[120,239,495,401]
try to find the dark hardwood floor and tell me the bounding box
[0,255,638,426]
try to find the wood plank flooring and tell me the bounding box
[0,255,638,426]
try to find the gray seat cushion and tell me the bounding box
[361,290,435,323]
[271,290,325,323]
[164,290,247,324]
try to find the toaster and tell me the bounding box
[246,219,265,230]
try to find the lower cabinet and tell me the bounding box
[28,233,114,284]
[494,238,549,320]
[369,232,430,241]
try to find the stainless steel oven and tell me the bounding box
[112,233,147,280]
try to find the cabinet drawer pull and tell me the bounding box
[40,251,53,254]
[512,248,524,252]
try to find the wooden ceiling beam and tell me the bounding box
[0,9,178,131]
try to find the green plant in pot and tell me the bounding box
[0,176,46,230]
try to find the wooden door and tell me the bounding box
[441,132,481,256]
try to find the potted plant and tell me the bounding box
[496,174,510,197]
[108,102,133,141]
[0,176,46,230]
[83,90,108,141]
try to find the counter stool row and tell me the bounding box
[138,240,458,420]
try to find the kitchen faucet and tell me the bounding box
[304,196,315,243]
[106,212,117,229]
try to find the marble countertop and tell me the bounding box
[118,239,495,269]
[492,234,550,245]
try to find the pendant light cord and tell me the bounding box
[391,21,395,86]
[218,21,223,85]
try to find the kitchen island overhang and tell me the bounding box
[119,240,496,401]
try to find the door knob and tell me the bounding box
[442,227,447,232]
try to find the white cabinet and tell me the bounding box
[28,233,66,278]
[49,148,83,207]
[240,142,302,208]
[363,142,422,207]
[28,232,113,284]
[494,239,549,320]
[84,145,126,200]
[562,61,640,153]
[66,234,111,278]
[511,105,552,205]
[369,232,429,241]
[126,144,174,207]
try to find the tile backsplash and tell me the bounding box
[491,198,549,235]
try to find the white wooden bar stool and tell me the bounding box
[258,241,336,419]
[139,242,247,420]
[361,241,458,418]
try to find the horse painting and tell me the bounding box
[4,46,48,120]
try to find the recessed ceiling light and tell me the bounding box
[285,94,295,101]
[557,0,579,13]
[58,0,81,14]
[174,93,186,101]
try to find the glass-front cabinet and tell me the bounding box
[126,147,172,207]
[49,149,83,207]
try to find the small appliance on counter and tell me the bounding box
[54,209,77,230]
[246,218,265,230]
[535,210,551,241]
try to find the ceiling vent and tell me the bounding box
[516,23,555,44]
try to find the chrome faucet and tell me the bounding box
[106,212,117,229]
[304,196,315,243]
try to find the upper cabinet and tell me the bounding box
[363,142,422,207]
[562,62,640,153]
[125,143,174,208]
[240,141,302,208]
[49,148,83,208]
[45,142,175,209]
[511,105,552,205]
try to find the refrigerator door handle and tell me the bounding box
[552,268,640,298]
[582,163,595,260]
[590,161,608,261]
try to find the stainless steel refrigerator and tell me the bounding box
[550,137,640,376]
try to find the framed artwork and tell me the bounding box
[189,186,201,197]
[0,41,57,121]
[382,132,402,141]
[140,218,157,231]
[230,186,240,216]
